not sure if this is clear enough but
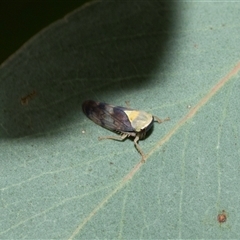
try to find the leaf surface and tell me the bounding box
[0,1,239,239]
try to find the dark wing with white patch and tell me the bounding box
[82,100,135,132]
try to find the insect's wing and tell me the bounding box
[82,100,135,132]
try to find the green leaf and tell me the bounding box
[0,1,239,238]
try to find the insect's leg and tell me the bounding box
[133,136,146,162]
[153,116,170,124]
[125,101,131,108]
[98,133,128,141]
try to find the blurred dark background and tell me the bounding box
[0,0,89,64]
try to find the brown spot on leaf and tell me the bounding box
[21,90,37,105]
[217,210,227,223]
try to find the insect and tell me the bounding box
[21,90,37,105]
[82,100,169,161]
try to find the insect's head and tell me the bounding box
[124,110,154,139]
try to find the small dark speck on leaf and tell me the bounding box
[217,210,227,223]
[21,90,37,105]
